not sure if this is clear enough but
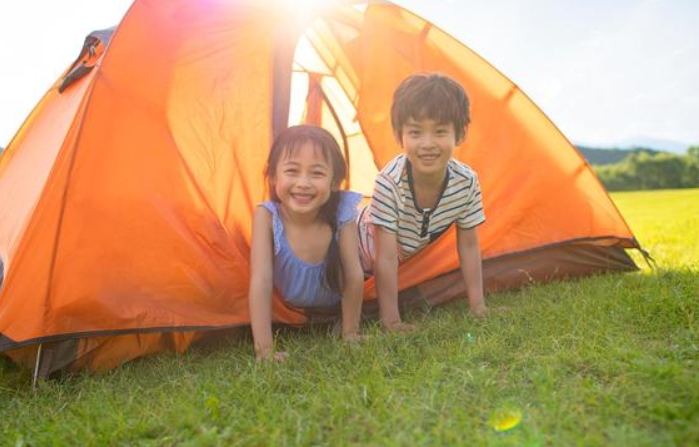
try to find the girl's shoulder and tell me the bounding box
[258,200,278,215]
[337,191,363,228]
[256,201,283,254]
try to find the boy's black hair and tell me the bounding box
[390,72,471,143]
[264,125,347,296]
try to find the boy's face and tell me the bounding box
[400,117,460,180]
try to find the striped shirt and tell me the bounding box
[357,154,485,273]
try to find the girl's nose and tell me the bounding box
[297,175,312,187]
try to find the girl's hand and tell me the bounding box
[256,350,290,362]
[342,332,371,344]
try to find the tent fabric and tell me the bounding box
[0,0,641,374]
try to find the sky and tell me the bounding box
[1,0,698,152]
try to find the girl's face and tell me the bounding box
[272,142,334,219]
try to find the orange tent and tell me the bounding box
[0,0,643,375]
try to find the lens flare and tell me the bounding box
[489,407,522,432]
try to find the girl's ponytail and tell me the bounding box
[321,191,343,295]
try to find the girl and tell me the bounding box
[248,125,365,361]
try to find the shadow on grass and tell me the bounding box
[2,267,696,390]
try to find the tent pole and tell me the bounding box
[32,343,43,391]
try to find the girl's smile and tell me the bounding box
[273,142,334,218]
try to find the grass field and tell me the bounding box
[1,189,698,446]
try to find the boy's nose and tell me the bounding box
[420,134,436,147]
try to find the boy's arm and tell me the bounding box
[337,221,365,340]
[248,207,287,360]
[456,226,487,317]
[374,226,404,329]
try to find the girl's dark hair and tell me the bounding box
[391,72,471,143]
[264,125,348,295]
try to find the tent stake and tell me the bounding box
[32,343,43,391]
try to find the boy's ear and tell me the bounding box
[394,129,404,148]
[457,125,469,145]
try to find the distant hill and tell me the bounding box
[613,136,691,154]
[576,146,663,165]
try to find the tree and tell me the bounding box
[630,152,685,189]
[683,146,699,187]
[592,150,699,191]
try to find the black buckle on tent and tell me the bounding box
[57,27,114,94]
[58,57,95,93]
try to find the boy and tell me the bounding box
[358,73,486,330]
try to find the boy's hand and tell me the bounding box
[382,320,418,333]
[469,303,488,318]
[256,350,290,362]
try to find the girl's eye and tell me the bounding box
[312,171,327,178]
[284,169,298,175]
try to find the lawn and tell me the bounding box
[1,189,698,446]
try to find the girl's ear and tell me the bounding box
[268,175,277,198]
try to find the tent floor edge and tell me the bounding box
[391,242,639,310]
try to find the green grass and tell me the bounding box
[2,189,698,446]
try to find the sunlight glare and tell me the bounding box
[271,0,341,26]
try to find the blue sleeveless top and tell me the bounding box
[260,191,363,308]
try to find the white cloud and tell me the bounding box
[1,0,698,148]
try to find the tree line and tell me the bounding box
[592,147,699,191]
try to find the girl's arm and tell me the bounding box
[337,221,365,339]
[248,207,287,360]
[456,226,487,317]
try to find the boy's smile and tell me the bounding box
[401,117,460,182]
